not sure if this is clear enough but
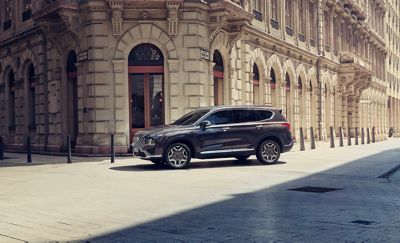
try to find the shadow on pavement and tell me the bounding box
[89,147,400,242]
[109,159,287,171]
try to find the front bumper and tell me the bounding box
[132,143,163,160]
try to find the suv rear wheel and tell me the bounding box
[257,139,280,164]
[164,143,191,169]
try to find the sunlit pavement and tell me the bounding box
[0,139,399,242]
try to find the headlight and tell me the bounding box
[147,138,155,145]
[146,134,163,145]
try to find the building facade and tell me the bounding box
[0,0,395,154]
[386,0,400,132]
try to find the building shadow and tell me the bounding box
[87,147,400,242]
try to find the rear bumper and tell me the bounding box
[282,140,294,153]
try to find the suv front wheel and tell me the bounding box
[164,143,192,169]
[257,139,280,164]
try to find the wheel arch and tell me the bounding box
[257,135,283,153]
[164,137,197,158]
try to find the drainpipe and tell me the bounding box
[39,29,49,150]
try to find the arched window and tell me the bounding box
[253,63,260,85]
[253,63,260,104]
[8,70,15,129]
[270,68,276,89]
[298,77,303,93]
[128,43,163,67]
[66,51,79,146]
[28,64,36,127]
[213,50,224,105]
[128,43,165,138]
[285,73,291,92]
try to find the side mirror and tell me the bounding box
[200,120,211,128]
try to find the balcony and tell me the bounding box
[340,52,371,71]
[32,0,80,21]
[342,0,367,21]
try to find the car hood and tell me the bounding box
[135,125,194,137]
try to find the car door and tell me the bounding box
[196,110,235,154]
[229,109,263,150]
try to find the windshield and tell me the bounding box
[171,109,211,126]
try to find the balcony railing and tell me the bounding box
[32,0,80,21]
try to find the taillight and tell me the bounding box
[282,122,291,130]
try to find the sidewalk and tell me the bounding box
[0,139,399,242]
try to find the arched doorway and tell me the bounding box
[298,77,304,129]
[285,73,292,122]
[66,51,79,147]
[128,43,164,139]
[213,50,224,105]
[27,64,36,135]
[309,81,316,138]
[8,70,16,131]
[252,63,260,104]
[270,68,277,107]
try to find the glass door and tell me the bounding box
[130,73,164,138]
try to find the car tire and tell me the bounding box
[235,155,250,161]
[164,143,191,169]
[256,139,280,165]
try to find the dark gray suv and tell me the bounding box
[132,106,293,169]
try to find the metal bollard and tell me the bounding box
[367,128,371,144]
[330,126,335,148]
[67,136,72,163]
[355,128,359,145]
[361,128,365,145]
[299,128,305,151]
[339,127,344,147]
[111,134,115,163]
[0,136,4,160]
[27,136,32,163]
[310,127,316,150]
[372,127,376,143]
[347,127,352,146]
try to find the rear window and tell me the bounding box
[232,110,260,123]
[257,110,274,120]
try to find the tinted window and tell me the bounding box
[204,111,231,125]
[172,109,210,125]
[257,110,274,120]
[232,110,260,123]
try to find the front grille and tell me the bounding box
[133,135,146,147]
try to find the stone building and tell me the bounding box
[0,0,394,154]
[386,0,400,132]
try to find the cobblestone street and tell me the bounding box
[0,139,400,242]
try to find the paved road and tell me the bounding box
[0,139,399,242]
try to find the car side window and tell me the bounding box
[232,110,260,123]
[204,111,231,125]
[257,110,274,120]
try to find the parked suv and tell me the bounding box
[132,106,293,169]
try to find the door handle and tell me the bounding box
[255,125,263,130]
[222,127,230,132]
